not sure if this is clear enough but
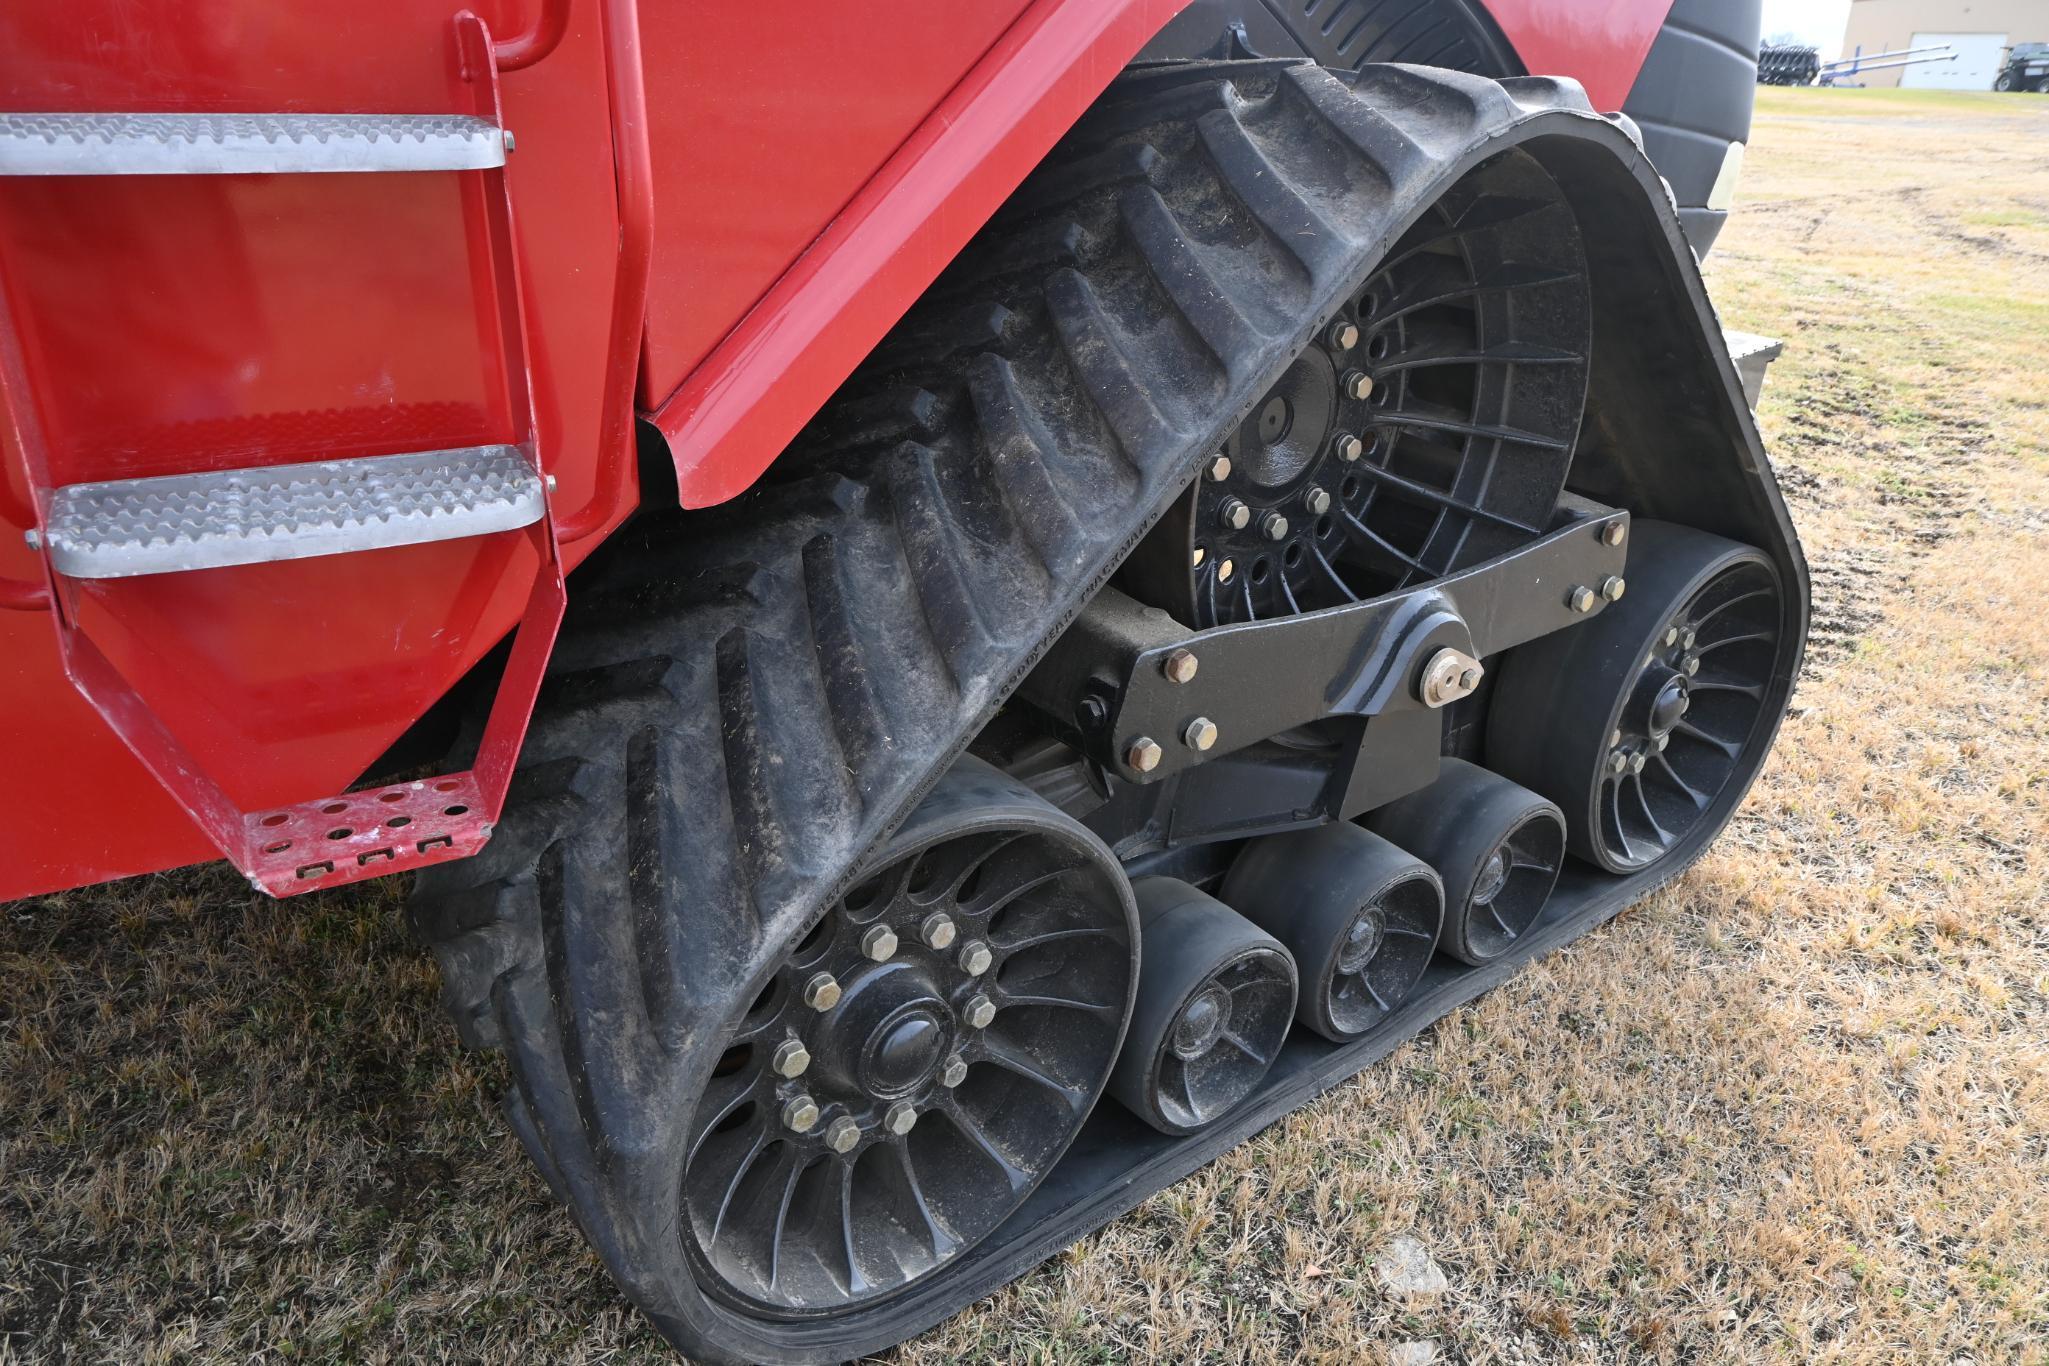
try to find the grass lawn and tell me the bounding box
[5,87,2048,1364]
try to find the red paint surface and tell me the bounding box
[1485,0,1673,112]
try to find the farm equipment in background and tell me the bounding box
[1759,42,1961,88]
[1759,43,1823,86]
[1995,42,2049,92]
[0,1,1807,1360]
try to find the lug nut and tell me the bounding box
[1162,648,1200,684]
[825,1115,861,1153]
[1216,558,1235,584]
[958,939,993,976]
[921,912,958,951]
[1332,433,1364,463]
[1258,510,1289,542]
[1682,655,1701,677]
[1611,728,1624,748]
[1568,585,1598,614]
[1655,734,1670,753]
[940,1053,969,1088]
[1664,627,1681,648]
[1183,716,1219,751]
[1599,575,1627,603]
[803,971,842,1012]
[1218,498,1251,531]
[859,923,898,961]
[1126,736,1164,773]
[884,1102,919,1136]
[1205,453,1233,482]
[1328,319,1360,351]
[1304,486,1332,516]
[1342,370,1374,401]
[1679,627,1698,650]
[771,1038,812,1079]
[1608,750,1629,775]
[782,1094,821,1133]
[964,993,997,1029]
[1602,520,1627,547]
[1629,752,1648,775]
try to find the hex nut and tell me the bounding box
[1608,750,1629,775]
[1342,370,1374,401]
[825,1115,861,1153]
[1679,627,1698,650]
[1602,520,1627,547]
[1162,648,1200,685]
[940,1054,969,1088]
[884,1102,919,1136]
[1258,510,1289,542]
[1183,717,1219,752]
[1304,486,1332,516]
[1332,433,1364,463]
[1568,585,1598,613]
[1126,737,1164,774]
[1629,752,1648,775]
[1328,319,1360,351]
[1205,454,1233,482]
[771,1038,812,1079]
[964,994,997,1029]
[1600,575,1627,603]
[958,939,993,976]
[1663,627,1681,648]
[782,1094,821,1133]
[1682,655,1701,677]
[1219,498,1251,531]
[803,971,842,1012]
[859,923,898,962]
[921,912,958,951]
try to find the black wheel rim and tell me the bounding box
[1459,812,1563,962]
[1323,872,1441,1036]
[1596,560,1783,870]
[680,818,1134,1317]
[1150,947,1294,1132]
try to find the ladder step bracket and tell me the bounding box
[0,112,508,176]
[44,444,545,578]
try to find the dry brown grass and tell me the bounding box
[5,88,2048,1364]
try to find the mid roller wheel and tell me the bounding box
[1487,521,1790,873]
[678,759,1137,1317]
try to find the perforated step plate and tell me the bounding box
[43,444,544,578]
[0,113,507,176]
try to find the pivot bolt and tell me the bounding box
[964,994,997,1029]
[803,971,842,1012]
[1418,647,1485,709]
[1328,319,1360,351]
[782,1094,821,1134]
[825,1115,861,1154]
[1342,370,1375,401]
[940,1053,969,1088]
[1304,486,1332,516]
[860,923,899,962]
[1568,585,1598,614]
[1216,558,1235,584]
[921,912,958,951]
[1602,520,1627,547]
[1162,648,1200,685]
[1218,498,1251,531]
[1600,575,1627,603]
[771,1038,812,1079]
[1126,736,1164,773]
[1332,433,1364,463]
[884,1102,919,1136]
[958,939,993,976]
[1258,510,1289,541]
[1205,454,1233,482]
[1183,716,1219,751]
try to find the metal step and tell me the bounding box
[42,444,545,578]
[0,113,508,176]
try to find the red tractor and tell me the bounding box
[1,2,1802,1359]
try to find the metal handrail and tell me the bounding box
[492,0,571,71]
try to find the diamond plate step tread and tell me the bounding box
[44,444,543,578]
[0,113,507,176]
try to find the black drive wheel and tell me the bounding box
[1365,759,1565,966]
[1995,72,2018,92]
[1221,823,1444,1042]
[1486,520,1789,874]
[679,759,1137,1317]
[1107,878,1297,1136]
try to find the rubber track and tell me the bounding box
[413,61,1624,1364]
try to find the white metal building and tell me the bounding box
[1840,0,2047,88]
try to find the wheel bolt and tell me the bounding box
[958,939,993,976]
[860,924,899,962]
[1629,752,1648,775]
[1568,585,1598,613]
[1608,750,1629,775]
[921,912,958,951]
[964,994,997,1029]
[1602,521,1627,547]
[1183,716,1219,751]
[782,1094,821,1133]
[1332,433,1363,463]
[884,1102,919,1136]
[1600,575,1627,603]
[1205,454,1233,482]
[1126,737,1163,774]
[1218,498,1251,531]
[1682,655,1701,677]
[1162,648,1200,684]
[803,971,842,1012]
[825,1115,861,1153]
[1304,486,1331,516]
[1680,627,1698,650]
[771,1038,811,1079]
[1343,370,1374,401]
[1664,627,1681,648]
[1258,510,1289,542]
[940,1053,969,1088]
[1655,734,1670,752]
[1328,319,1360,351]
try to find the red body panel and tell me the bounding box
[0,0,1674,900]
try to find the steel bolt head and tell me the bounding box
[1600,575,1627,603]
[1328,319,1360,351]
[1611,728,1624,748]
[771,1038,812,1079]
[1655,734,1670,753]
[1418,648,1483,708]
[1568,585,1598,614]
[1162,648,1200,685]
[1682,655,1701,677]
[1343,370,1375,401]
[825,1115,861,1153]
[782,1094,821,1133]
[921,912,958,951]
[1608,750,1629,775]
[1602,520,1627,547]
[1458,666,1483,690]
[1304,486,1332,516]
[940,1054,969,1088]
[803,971,842,1012]
[1258,510,1289,542]
[958,939,993,976]
[1183,716,1219,751]
[860,923,899,962]
[1205,453,1233,482]
[1219,498,1251,531]
[1664,627,1681,648]
[1332,433,1364,463]
[964,993,997,1029]
[1629,752,1648,775]
[1126,737,1164,774]
[1680,627,1699,650]
[884,1102,919,1136]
